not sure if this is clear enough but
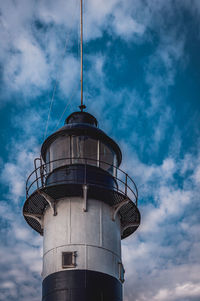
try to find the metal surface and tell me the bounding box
[42,270,122,301]
[42,197,121,279]
[23,157,140,239]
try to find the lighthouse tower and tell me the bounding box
[23,110,140,301]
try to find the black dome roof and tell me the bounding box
[41,111,122,165]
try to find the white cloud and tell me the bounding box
[59,54,80,96]
[0,282,15,289]
[5,37,49,92]
[193,164,200,184]
[121,145,200,301]
[112,8,145,38]
[1,145,38,202]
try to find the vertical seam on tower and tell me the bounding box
[69,198,71,244]
[100,202,103,247]
[85,244,87,270]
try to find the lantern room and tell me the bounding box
[41,111,121,176]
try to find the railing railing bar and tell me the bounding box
[27,157,136,181]
[26,157,138,205]
[28,157,131,177]
[27,177,131,202]
[27,172,137,200]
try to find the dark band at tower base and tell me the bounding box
[42,270,122,301]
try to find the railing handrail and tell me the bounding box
[26,157,138,206]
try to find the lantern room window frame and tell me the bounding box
[46,135,118,177]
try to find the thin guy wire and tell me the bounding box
[54,0,80,130]
[44,36,68,140]
[54,81,80,131]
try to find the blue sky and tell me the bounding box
[0,0,200,300]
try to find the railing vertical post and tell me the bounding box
[34,158,39,189]
[84,158,87,185]
[70,136,72,165]
[135,183,138,207]
[97,140,100,167]
[125,174,128,196]
[40,165,44,187]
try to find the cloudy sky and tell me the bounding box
[0,0,200,300]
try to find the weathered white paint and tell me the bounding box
[42,197,122,279]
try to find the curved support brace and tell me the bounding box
[121,222,139,236]
[111,198,129,221]
[82,184,88,212]
[24,213,44,229]
[37,190,57,216]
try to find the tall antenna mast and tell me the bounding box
[79,0,86,111]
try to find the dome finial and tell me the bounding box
[79,104,86,111]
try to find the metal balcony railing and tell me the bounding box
[26,157,138,207]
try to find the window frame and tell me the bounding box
[62,251,77,269]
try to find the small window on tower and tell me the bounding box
[119,262,125,283]
[62,252,76,268]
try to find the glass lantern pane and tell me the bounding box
[45,149,50,173]
[84,137,98,166]
[113,153,117,178]
[71,136,85,164]
[49,136,70,170]
[71,136,98,166]
[100,142,114,173]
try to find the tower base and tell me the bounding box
[42,270,122,301]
